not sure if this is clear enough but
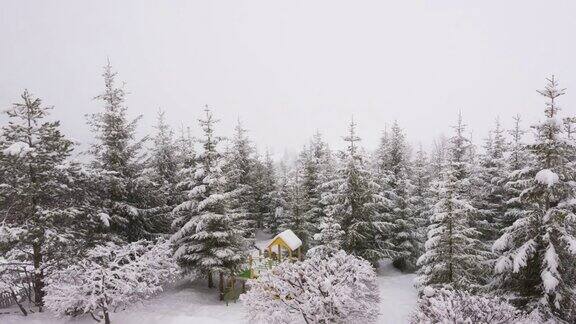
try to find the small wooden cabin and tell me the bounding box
[243,230,303,279]
[263,229,303,262]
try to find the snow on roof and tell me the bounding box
[266,229,302,251]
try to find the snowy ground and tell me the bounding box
[2,232,417,324]
[377,261,418,324]
[1,264,416,324]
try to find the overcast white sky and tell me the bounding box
[1,1,575,158]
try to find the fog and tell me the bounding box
[1,0,575,158]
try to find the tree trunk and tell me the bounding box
[208,271,214,288]
[219,272,225,301]
[32,242,44,311]
[104,310,111,324]
[10,288,27,316]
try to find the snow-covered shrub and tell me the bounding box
[0,256,34,315]
[241,250,380,324]
[411,288,521,324]
[44,239,179,324]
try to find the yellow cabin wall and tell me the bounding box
[268,237,294,251]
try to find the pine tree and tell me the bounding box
[381,122,421,272]
[176,125,196,170]
[475,120,509,242]
[0,91,97,309]
[408,145,432,270]
[310,211,345,257]
[269,160,290,234]
[278,165,313,250]
[87,61,153,242]
[417,113,488,290]
[144,110,180,232]
[149,110,179,204]
[322,119,395,265]
[224,120,258,240]
[492,77,576,321]
[300,132,333,246]
[430,135,449,182]
[171,107,246,297]
[500,115,531,230]
[250,150,277,231]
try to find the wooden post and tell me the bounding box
[278,244,282,262]
[208,271,214,288]
[298,247,301,261]
[219,272,225,301]
[268,246,272,259]
[289,248,292,260]
[249,255,253,278]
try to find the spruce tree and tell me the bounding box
[408,145,432,270]
[476,120,509,241]
[492,77,576,320]
[250,150,277,231]
[224,120,258,240]
[322,119,395,265]
[417,113,488,290]
[144,110,180,232]
[278,162,312,250]
[269,161,290,234]
[499,115,531,230]
[171,107,246,296]
[300,132,333,246]
[0,91,97,309]
[382,122,421,272]
[87,61,152,242]
[149,111,179,204]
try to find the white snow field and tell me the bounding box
[2,263,417,324]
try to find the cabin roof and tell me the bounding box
[264,229,302,251]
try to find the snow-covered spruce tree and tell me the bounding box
[499,115,531,231]
[309,211,345,258]
[381,122,422,272]
[176,125,196,170]
[268,160,290,234]
[430,135,449,183]
[299,132,334,246]
[408,145,432,268]
[170,107,247,298]
[372,125,394,228]
[417,113,488,290]
[87,61,154,242]
[322,119,395,265]
[492,76,576,321]
[241,250,380,324]
[475,120,509,242]
[142,110,180,232]
[278,165,313,251]
[150,111,179,203]
[223,120,259,239]
[0,90,98,309]
[45,240,178,324]
[250,150,277,232]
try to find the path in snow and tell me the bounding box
[377,260,418,324]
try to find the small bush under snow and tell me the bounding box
[411,288,521,324]
[44,239,179,323]
[240,250,380,324]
